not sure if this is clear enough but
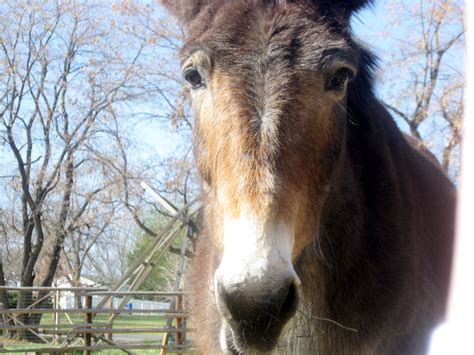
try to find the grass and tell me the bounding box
[0,335,191,354]
[0,338,165,354]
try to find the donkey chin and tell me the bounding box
[213,266,300,354]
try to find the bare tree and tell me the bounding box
[0,218,10,322]
[83,218,136,286]
[0,0,193,316]
[0,0,184,338]
[380,0,464,178]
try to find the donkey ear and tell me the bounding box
[317,0,374,16]
[159,0,212,26]
[335,0,373,12]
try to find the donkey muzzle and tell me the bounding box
[215,276,299,352]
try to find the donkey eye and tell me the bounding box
[326,68,354,91]
[184,68,203,89]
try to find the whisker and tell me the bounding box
[297,309,359,333]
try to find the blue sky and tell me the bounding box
[353,2,391,53]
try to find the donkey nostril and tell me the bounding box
[215,279,299,351]
[216,279,299,325]
[278,281,299,320]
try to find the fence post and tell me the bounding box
[53,290,60,342]
[182,295,187,344]
[108,297,113,341]
[84,295,92,355]
[176,294,183,354]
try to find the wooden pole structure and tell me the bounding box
[0,289,191,353]
[139,183,199,354]
[52,185,199,353]
[140,182,179,215]
[95,197,199,312]
[161,226,191,355]
[84,295,92,355]
[53,290,60,343]
[107,297,113,341]
[108,224,185,321]
[176,294,184,355]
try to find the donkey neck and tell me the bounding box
[285,97,413,354]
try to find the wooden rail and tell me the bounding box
[0,308,189,315]
[0,287,192,354]
[0,287,109,292]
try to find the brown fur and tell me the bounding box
[160,1,456,354]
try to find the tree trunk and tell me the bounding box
[15,289,52,343]
[0,260,14,338]
[15,268,50,343]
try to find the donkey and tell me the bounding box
[160,1,456,354]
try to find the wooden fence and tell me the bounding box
[0,287,193,354]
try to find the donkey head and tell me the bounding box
[160,0,373,352]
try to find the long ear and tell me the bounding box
[330,0,373,12]
[316,0,374,17]
[158,0,213,27]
